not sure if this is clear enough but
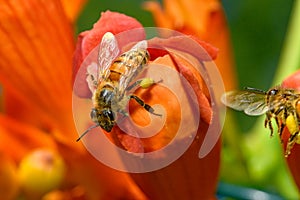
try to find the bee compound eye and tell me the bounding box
[90,109,98,122]
[270,89,278,95]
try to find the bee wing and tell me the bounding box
[244,100,269,116]
[131,40,147,51]
[221,90,269,116]
[86,62,98,93]
[118,40,148,94]
[97,32,119,81]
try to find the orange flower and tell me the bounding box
[0,1,146,199]
[281,71,300,190]
[120,50,220,199]
[74,11,222,199]
[144,0,236,90]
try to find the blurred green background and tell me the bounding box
[76,0,297,199]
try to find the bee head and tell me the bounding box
[90,108,115,132]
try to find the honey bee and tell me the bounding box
[76,32,161,141]
[221,86,300,156]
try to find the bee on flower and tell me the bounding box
[76,32,161,141]
[222,86,300,156]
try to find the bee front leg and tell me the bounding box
[130,95,162,116]
[277,107,289,142]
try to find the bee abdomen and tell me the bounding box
[109,50,149,78]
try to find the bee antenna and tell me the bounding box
[76,124,100,142]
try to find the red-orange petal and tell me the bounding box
[281,70,300,190]
[144,0,236,90]
[148,35,218,61]
[0,115,57,162]
[282,70,300,90]
[113,54,219,199]
[0,0,76,142]
[59,145,148,200]
[0,153,19,200]
[130,122,220,200]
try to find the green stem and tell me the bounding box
[273,0,300,84]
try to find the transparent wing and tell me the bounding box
[131,40,147,51]
[97,32,119,82]
[86,62,98,93]
[221,89,269,116]
[122,40,148,79]
[118,40,148,94]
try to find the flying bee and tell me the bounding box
[76,32,161,141]
[221,86,300,156]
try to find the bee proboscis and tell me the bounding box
[221,86,300,156]
[76,32,161,141]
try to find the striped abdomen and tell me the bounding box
[108,49,150,83]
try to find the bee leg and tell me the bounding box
[272,106,285,139]
[118,109,129,117]
[278,122,285,143]
[126,80,142,91]
[286,132,297,157]
[127,78,162,91]
[274,113,284,142]
[130,95,162,116]
[278,107,288,142]
[264,113,274,137]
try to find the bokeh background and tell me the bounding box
[76,0,298,199]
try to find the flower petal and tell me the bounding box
[282,70,300,90]
[0,115,57,162]
[144,0,219,34]
[0,153,19,200]
[0,0,76,141]
[281,70,300,190]
[59,146,148,200]
[144,0,236,90]
[60,0,87,22]
[113,54,219,199]
[148,35,218,61]
[130,122,220,200]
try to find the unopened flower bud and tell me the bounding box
[18,149,66,197]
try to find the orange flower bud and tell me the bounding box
[18,149,66,199]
